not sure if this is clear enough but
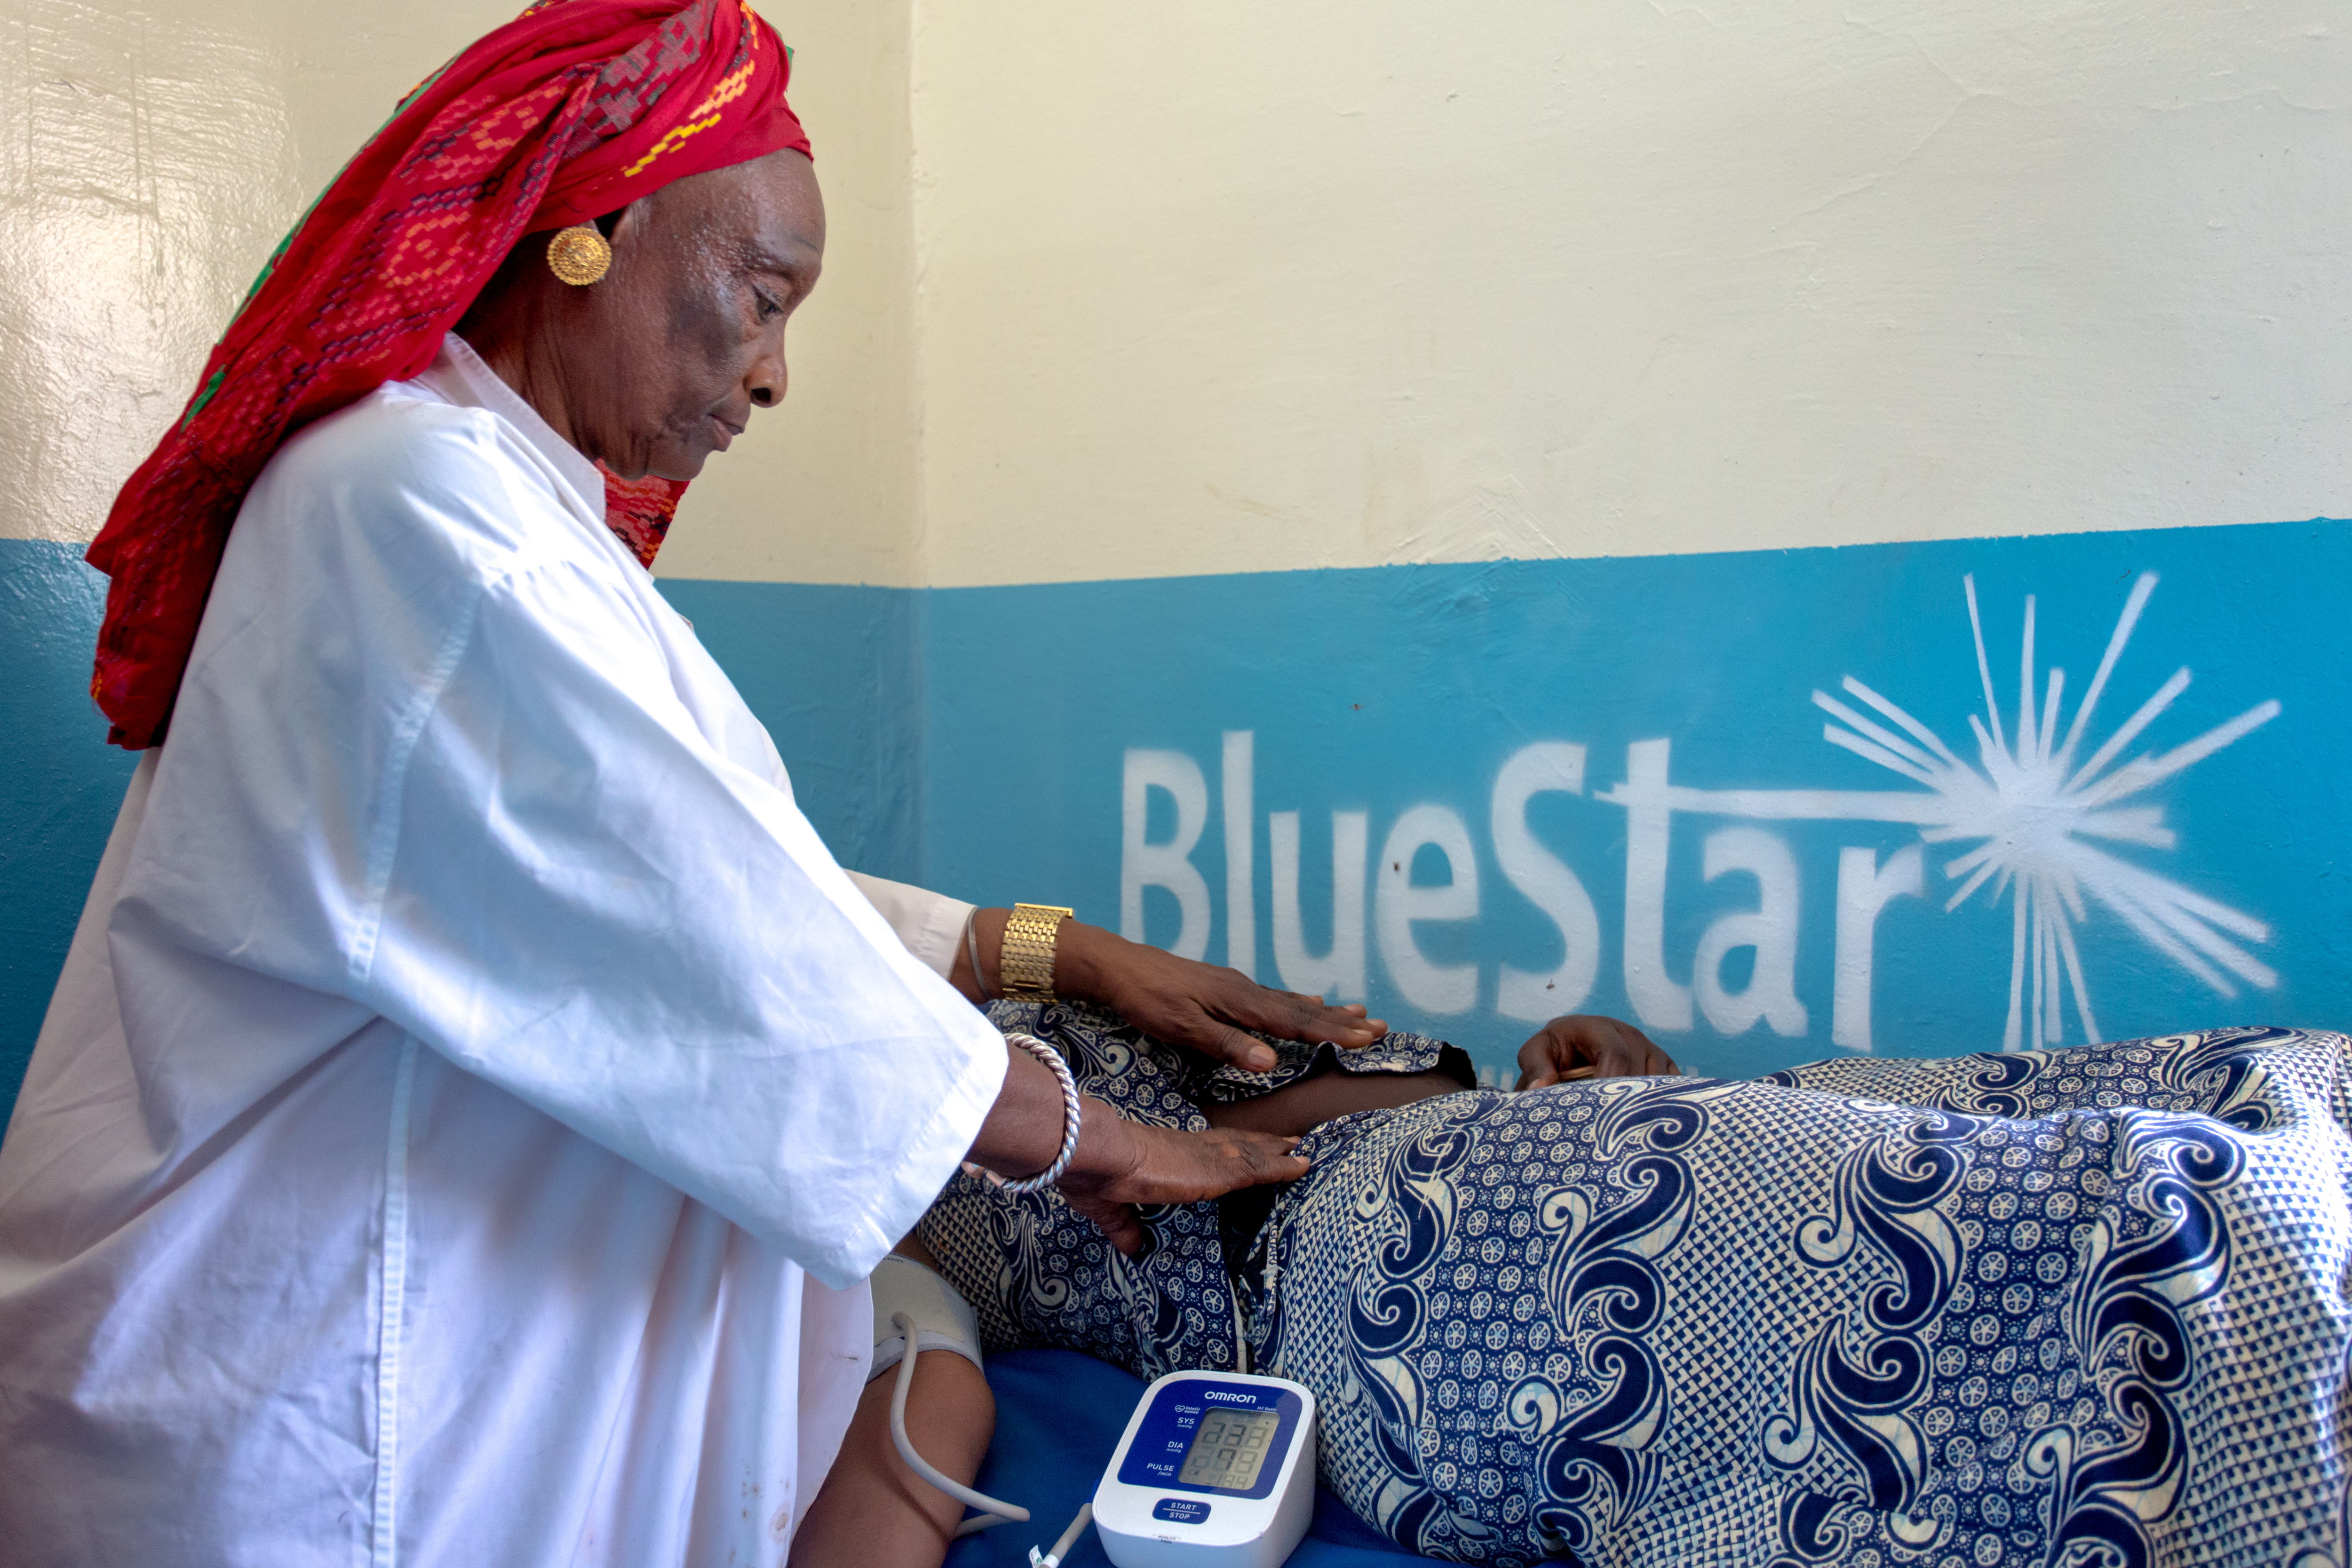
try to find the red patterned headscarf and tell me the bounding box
[84,0,810,749]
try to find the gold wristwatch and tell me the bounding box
[999,904,1074,1002]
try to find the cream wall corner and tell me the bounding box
[0,0,928,588]
[658,0,925,587]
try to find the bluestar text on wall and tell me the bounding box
[908,524,2342,1083]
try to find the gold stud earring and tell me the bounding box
[546,224,612,286]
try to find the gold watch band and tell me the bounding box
[1000,904,1074,1001]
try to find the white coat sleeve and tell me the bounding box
[335,560,1008,1287]
[844,873,974,979]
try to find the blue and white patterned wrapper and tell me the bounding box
[920,1011,2352,1567]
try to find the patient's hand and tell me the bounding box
[1515,1014,1679,1089]
[1054,921,1385,1073]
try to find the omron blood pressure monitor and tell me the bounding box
[1091,1370,1317,1568]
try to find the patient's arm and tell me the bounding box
[1205,1014,1680,1138]
[791,1238,995,1568]
[1203,1070,1465,1137]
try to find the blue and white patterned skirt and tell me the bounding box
[917,1008,2352,1567]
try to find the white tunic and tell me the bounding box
[0,337,1005,1568]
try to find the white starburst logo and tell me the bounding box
[1812,573,2281,1051]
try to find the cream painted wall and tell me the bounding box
[906,0,2350,588]
[6,1,2344,582]
[4,0,330,543]
[0,0,920,584]
[652,0,922,586]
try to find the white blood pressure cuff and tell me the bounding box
[869,1253,985,1384]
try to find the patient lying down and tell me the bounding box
[792,1007,2351,1568]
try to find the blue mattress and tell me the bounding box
[944,1349,1427,1567]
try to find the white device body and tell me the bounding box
[1091,1369,1317,1568]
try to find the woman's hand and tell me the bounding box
[1513,1014,1679,1090]
[955,910,1385,1073]
[1060,923,1386,1072]
[964,1043,1310,1255]
[1058,1117,1310,1256]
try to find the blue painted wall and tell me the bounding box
[905,521,2348,1082]
[6,519,2346,1116]
[0,543,137,1114]
[656,577,925,885]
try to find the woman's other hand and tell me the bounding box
[1513,1014,1679,1090]
[1060,923,1385,1072]
[1058,1118,1309,1256]
[957,909,1384,1072]
[965,1042,1310,1255]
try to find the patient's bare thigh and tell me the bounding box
[1202,1071,1464,1137]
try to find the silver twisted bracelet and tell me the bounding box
[963,907,992,1000]
[998,1032,1083,1194]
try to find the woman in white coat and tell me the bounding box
[0,4,1375,1563]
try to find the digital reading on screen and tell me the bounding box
[1095,1371,1319,1567]
[1174,1407,1281,1491]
